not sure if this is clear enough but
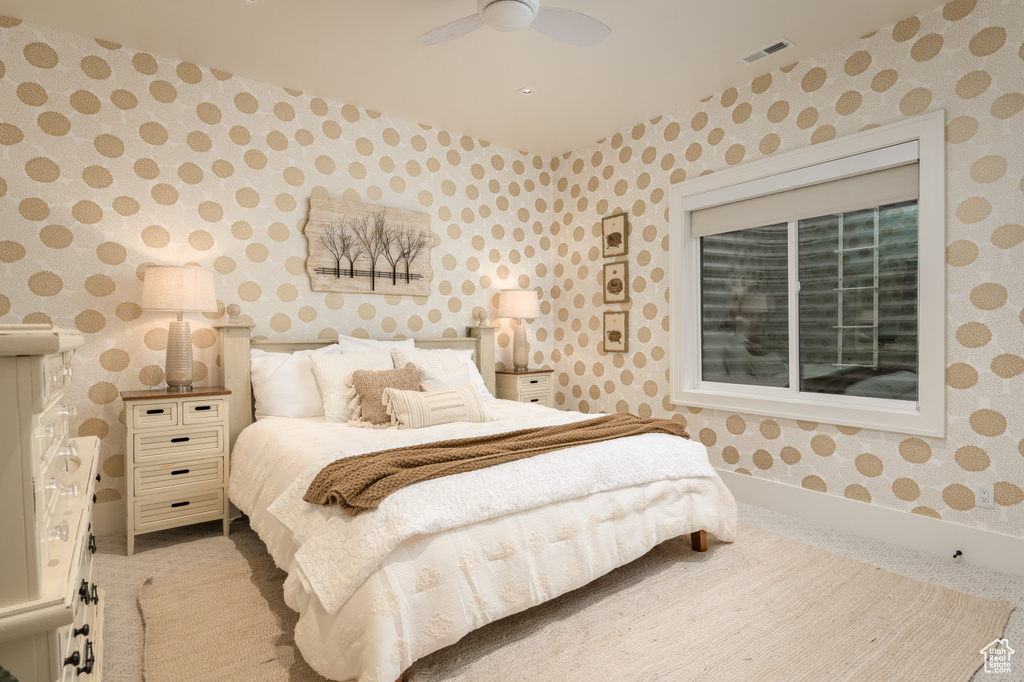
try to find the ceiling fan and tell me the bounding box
[417,0,611,47]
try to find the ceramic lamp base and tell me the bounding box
[512,319,529,371]
[165,320,194,391]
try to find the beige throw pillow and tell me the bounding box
[348,363,423,427]
[382,383,486,429]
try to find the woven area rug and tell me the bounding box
[139,522,1013,681]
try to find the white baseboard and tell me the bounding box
[92,500,125,536]
[718,469,1024,577]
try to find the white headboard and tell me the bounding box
[215,313,497,449]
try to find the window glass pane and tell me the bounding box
[700,224,789,387]
[798,201,918,401]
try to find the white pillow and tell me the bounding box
[337,335,416,354]
[391,347,494,402]
[417,363,471,392]
[310,350,395,422]
[249,345,341,419]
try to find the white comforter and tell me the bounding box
[230,400,737,681]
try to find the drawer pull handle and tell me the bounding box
[76,640,95,676]
[171,469,190,475]
[92,493,97,504]
[89,584,98,604]
[171,501,190,508]
[171,437,190,443]
[529,379,539,384]
[194,405,213,411]
[73,624,90,637]
[146,408,165,415]
[530,398,540,403]
[64,651,81,667]
[89,534,97,554]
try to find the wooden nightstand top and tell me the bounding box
[120,386,231,401]
[495,368,553,376]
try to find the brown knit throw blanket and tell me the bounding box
[303,412,691,516]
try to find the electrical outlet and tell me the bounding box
[976,483,995,508]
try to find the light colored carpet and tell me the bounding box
[138,522,1012,682]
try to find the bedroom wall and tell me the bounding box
[550,0,1024,537]
[0,16,555,509]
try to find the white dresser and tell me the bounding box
[0,325,103,682]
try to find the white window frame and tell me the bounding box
[669,111,945,437]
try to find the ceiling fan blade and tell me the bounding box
[530,6,610,47]
[417,14,486,46]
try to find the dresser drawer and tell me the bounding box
[182,398,225,424]
[43,353,66,405]
[131,401,179,429]
[132,426,225,463]
[134,457,224,495]
[133,489,225,530]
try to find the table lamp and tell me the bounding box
[141,265,217,392]
[497,288,540,372]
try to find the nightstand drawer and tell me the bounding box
[133,489,224,530]
[132,426,224,463]
[134,457,224,495]
[182,398,225,424]
[131,402,179,429]
[520,375,551,391]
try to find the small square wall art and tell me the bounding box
[602,261,629,304]
[602,212,628,257]
[604,311,628,353]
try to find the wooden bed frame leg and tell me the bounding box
[690,529,707,552]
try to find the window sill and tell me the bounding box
[671,386,942,437]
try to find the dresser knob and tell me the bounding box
[78,580,89,602]
[96,473,101,483]
[73,624,90,637]
[89,534,97,554]
[64,651,80,667]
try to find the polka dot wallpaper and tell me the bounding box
[0,16,555,506]
[1,0,1022,538]
[548,0,1024,536]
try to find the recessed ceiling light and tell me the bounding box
[518,87,534,96]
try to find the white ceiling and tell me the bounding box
[0,0,944,156]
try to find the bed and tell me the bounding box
[215,317,737,682]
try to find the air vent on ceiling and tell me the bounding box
[740,38,793,64]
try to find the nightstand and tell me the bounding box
[495,369,554,408]
[120,387,231,555]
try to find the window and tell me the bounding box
[670,112,945,437]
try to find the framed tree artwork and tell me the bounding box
[602,261,629,304]
[304,196,434,296]
[602,212,628,257]
[604,311,628,353]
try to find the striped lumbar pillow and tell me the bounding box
[383,383,486,429]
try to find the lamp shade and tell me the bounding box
[141,265,218,312]
[497,289,540,319]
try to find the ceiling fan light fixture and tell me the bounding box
[480,0,539,32]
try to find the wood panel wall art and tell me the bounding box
[305,196,434,296]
